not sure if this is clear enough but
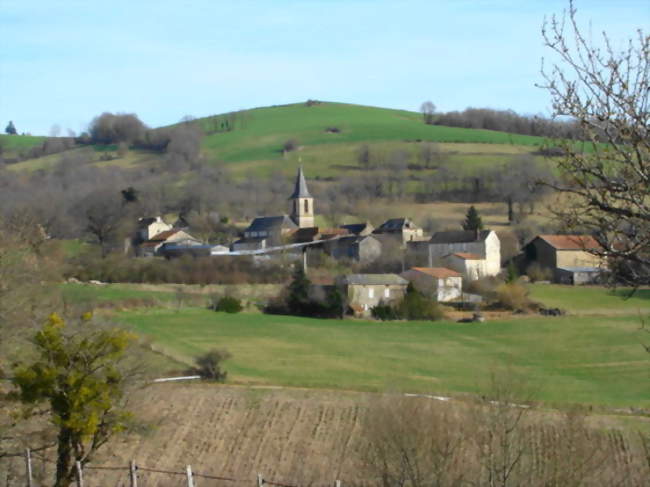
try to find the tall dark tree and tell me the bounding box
[5,120,17,135]
[462,205,484,232]
[286,265,312,314]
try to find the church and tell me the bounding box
[231,167,316,251]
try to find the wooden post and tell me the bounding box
[186,465,195,487]
[75,461,83,487]
[335,481,341,487]
[129,460,138,487]
[302,247,308,273]
[257,473,264,487]
[25,448,33,487]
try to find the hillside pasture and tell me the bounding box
[529,284,650,315]
[118,301,649,407]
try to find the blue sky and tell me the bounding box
[1,0,648,135]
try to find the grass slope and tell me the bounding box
[0,133,46,156]
[118,303,649,407]
[7,102,549,178]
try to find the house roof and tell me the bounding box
[409,267,462,278]
[343,274,408,286]
[140,241,162,248]
[556,266,603,273]
[451,252,483,260]
[149,229,181,241]
[245,215,298,233]
[375,217,419,233]
[536,234,601,250]
[341,222,373,235]
[430,230,491,244]
[288,166,312,199]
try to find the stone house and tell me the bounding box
[444,253,491,281]
[136,216,172,242]
[233,215,298,251]
[138,229,202,257]
[409,230,501,279]
[373,217,424,244]
[400,267,462,302]
[324,235,382,263]
[522,235,603,271]
[338,274,409,316]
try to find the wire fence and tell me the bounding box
[5,448,346,487]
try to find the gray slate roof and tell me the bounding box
[341,222,372,235]
[374,217,419,233]
[245,215,297,233]
[430,230,491,244]
[289,166,312,199]
[343,274,408,286]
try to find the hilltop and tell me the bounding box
[2,101,549,178]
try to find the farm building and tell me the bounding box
[521,235,604,272]
[554,266,604,285]
[340,222,374,236]
[408,230,501,279]
[324,235,382,263]
[373,217,424,244]
[400,267,462,302]
[137,229,202,257]
[338,274,408,316]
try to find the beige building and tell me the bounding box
[338,274,408,317]
[400,267,462,302]
[522,235,603,270]
[138,229,202,257]
[289,166,314,228]
[137,216,172,242]
[444,253,491,281]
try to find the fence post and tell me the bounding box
[25,448,33,487]
[75,461,84,487]
[257,473,264,486]
[129,460,138,487]
[335,481,341,487]
[186,464,195,487]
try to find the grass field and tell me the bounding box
[529,284,650,315]
[117,301,649,407]
[0,133,46,156]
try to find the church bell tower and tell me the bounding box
[289,167,314,228]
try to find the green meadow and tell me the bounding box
[6,102,550,178]
[116,287,650,407]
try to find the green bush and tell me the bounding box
[212,295,243,313]
[372,284,444,321]
[494,283,534,312]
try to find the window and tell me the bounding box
[304,199,309,213]
[368,288,374,299]
[384,288,390,298]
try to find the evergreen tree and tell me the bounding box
[5,120,16,135]
[286,265,311,314]
[462,205,484,232]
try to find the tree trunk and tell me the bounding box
[55,427,74,487]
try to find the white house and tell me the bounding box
[411,230,501,280]
[400,267,462,302]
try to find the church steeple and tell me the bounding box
[289,167,314,228]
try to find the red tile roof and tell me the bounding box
[452,252,483,260]
[537,235,601,250]
[411,267,462,278]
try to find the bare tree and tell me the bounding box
[539,1,649,284]
[420,100,436,125]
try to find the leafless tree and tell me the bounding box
[420,100,436,125]
[539,1,649,285]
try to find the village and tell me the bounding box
[131,167,605,317]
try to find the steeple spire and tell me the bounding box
[289,166,312,199]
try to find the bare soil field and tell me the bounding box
[4,384,648,486]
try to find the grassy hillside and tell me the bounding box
[6,102,549,178]
[117,283,650,407]
[0,133,46,156]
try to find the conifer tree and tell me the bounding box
[462,205,484,232]
[5,120,16,135]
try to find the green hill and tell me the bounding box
[5,101,548,178]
